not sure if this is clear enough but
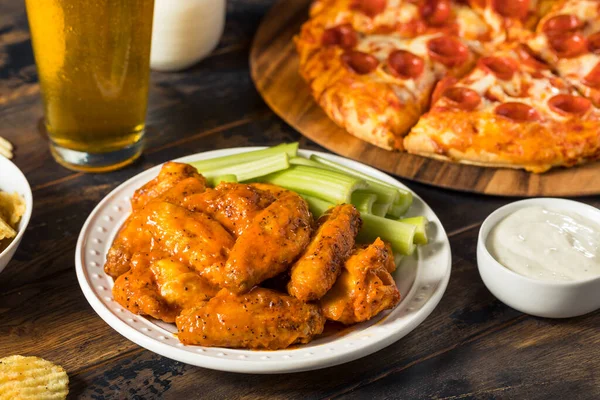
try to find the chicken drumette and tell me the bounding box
[320,238,401,325]
[288,204,362,301]
[176,288,325,349]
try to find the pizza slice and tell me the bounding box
[297,24,476,149]
[404,44,600,172]
[527,0,600,106]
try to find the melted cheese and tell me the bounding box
[454,6,489,39]
[560,0,598,25]
[374,3,419,26]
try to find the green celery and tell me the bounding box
[209,174,238,186]
[261,165,368,204]
[399,216,429,245]
[351,192,377,214]
[302,195,333,218]
[310,154,397,188]
[189,142,298,172]
[202,153,289,182]
[310,154,413,207]
[358,213,416,255]
[289,157,325,168]
[371,203,391,217]
[387,195,412,218]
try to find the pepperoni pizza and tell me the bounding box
[296,0,600,172]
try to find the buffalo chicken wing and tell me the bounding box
[288,204,362,301]
[182,182,276,237]
[143,201,235,287]
[105,163,207,279]
[320,238,400,325]
[176,288,325,349]
[131,162,205,210]
[220,191,313,293]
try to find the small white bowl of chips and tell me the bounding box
[0,155,32,275]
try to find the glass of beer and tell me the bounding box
[25,0,155,172]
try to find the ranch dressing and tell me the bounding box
[487,206,600,282]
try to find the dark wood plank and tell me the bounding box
[250,0,600,197]
[338,315,600,400]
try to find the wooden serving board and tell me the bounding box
[250,0,600,197]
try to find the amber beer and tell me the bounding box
[25,0,155,172]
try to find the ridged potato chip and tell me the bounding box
[0,192,25,227]
[0,355,69,400]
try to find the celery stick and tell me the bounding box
[358,213,416,255]
[352,192,377,214]
[310,154,397,188]
[209,174,237,186]
[261,165,368,204]
[360,183,399,205]
[388,191,413,218]
[302,195,334,218]
[387,196,412,218]
[190,143,298,172]
[371,203,391,217]
[289,157,324,168]
[202,153,289,182]
[399,216,429,245]
[310,154,413,207]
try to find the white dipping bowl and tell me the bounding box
[0,156,33,275]
[477,198,600,319]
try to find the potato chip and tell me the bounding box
[0,217,15,241]
[0,192,25,228]
[0,355,69,400]
[0,137,13,159]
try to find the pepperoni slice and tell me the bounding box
[583,62,600,88]
[322,24,358,49]
[427,37,469,67]
[548,94,591,116]
[442,87,481,111]
[588,31,600,54]
[517,45,549,71]
[421,0,451,26]
[387,50,425,79]
[478,56,518,80]
[495,102,540,121]
[341,51,379,74]
[492,0,530,19]
[548,32,587,58]
[543,14,584,34]
[431,76,458,105]
[353,0,387,17]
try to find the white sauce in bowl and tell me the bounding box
[486,206,600,282]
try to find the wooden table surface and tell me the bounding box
[1,1,599,399]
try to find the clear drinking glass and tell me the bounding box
[25,0,155,172]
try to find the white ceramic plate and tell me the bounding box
[75,148,451,374]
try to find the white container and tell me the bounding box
[150,0,226,71]
[0,156,33,276]
[477,198,600,318]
